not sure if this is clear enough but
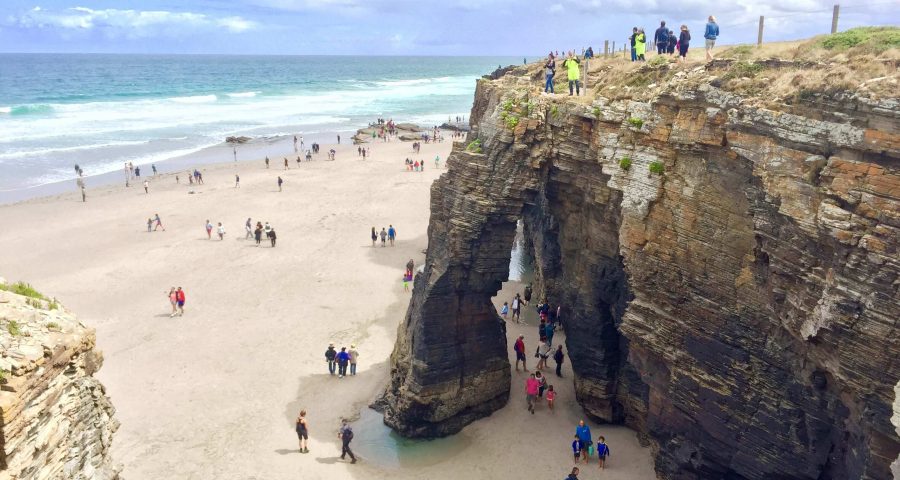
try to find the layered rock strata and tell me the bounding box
[1,282,121,480]
[383,58,899,480]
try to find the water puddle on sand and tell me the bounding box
[351,408,472,469]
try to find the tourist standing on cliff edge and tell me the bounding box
[563,52,581,96]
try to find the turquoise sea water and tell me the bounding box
[0,54,516,193]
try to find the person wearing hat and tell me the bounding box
[349,344,360,376]
[514,334,528,372]
[325,343,337,375]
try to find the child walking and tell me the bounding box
[546,385,556,410]
[572,435,584,464]
[596,436,611,469]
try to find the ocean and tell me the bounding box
[0,54,517,199]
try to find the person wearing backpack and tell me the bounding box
[596,436,611,469]
[704,15,720,61]
[338,419,356,463]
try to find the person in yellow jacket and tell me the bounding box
[562,52,581,96]
[635,28,647,61]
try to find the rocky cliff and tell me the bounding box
[383,32,899,479]
[1,280,121,480]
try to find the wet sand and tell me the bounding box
[0,136,654,479]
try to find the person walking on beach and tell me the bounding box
[546,384,556,410]
[325,343,337,375]
[152,164,158,176]
[596,436,610,469]
[81,186,86,202]
[232,146,237,162]
[217,222,226,240]
[563,52,581,96]
[143,179,150,194]
[295,410,309,453]
[349,344,359,375]
[278,176,283,192]
[704,15,720,61]
[371,227,377,247]
[567,466,580,479]
[338,419,356,463]
[268,227,277,247]
[167,287,178,317]
[245,218,253,239]
[234,174,240,188]
[511,293,522,323]
[388,225,396,246]
[153,214,165,231]
[337,134,341,144]
[500,301,509,320]
[206,220,213,239]
[265,156,270,168]
[537,342,551,370]
[554,345,565,377]
[175,287,186,316]
[576,420,592,462]
[336,347,351,378]
[380,228,387,247]
[514,335,528,372]
[254,222,263,245]
[147,218,153,232]
[525,373,539,414]
[284,157,289,170]
[572,436,584,465]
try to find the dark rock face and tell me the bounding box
[383,70,900,478]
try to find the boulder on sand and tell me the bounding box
[225,136,251,144]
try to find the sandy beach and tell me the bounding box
[0,136,654,479]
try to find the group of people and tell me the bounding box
[404,158,427,171]
[294,412,357,464]
[572,420,612,469]
[165,286,187,317]
[543,51,583,96]
[324,342,360,378]
[632,16,720,62]
[370,225,397,247]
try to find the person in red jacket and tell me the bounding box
[175,287,186,316]
[514,335,528,372]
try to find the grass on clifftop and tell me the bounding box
[0,281,46,300]
[819,27,900,53]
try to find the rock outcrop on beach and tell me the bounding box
[383,32,900,479]
[0,281,121,479]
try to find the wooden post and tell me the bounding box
[604,40,609,56]
[831,4,840,34]
[583,58,589,90]
[612,41,616,56]
[757,16,764,46]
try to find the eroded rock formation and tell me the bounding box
[1,281,121,479]
[383,51,899,479]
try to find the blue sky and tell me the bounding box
[1,0,896,55]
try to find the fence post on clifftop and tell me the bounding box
[831,4,840,34]
[757,16,765,46]
[604,40,609,56]
[612,41,615,56]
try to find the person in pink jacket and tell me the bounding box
[526,373,540,414]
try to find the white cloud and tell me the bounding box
[7,6,257,37]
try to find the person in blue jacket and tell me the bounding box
[336,347,351,378]
[654,21,668,54]
[576,420,592,462]
[704,15,720,61]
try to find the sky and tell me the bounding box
[0,0,896,55]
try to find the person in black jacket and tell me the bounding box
[678,25,691,63]
[554,345,565,377]
[667,29,677,55]
[654,21,668,54]
[325,343,337,375]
